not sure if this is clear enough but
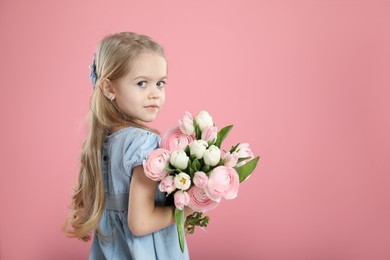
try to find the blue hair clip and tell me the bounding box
[89,53,97,88]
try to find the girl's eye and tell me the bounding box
[156,81,166,88]
[137,81,147,88]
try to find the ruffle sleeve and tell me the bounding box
[120,128,160,176]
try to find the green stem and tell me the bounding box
[174,208,185,253]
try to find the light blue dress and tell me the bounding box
[89,126,189,260]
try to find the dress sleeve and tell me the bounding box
[122,129,160,175]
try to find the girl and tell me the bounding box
[64,32,192,259]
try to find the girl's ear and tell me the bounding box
[100,79,115,101]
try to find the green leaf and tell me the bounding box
[235,156,260,183]
[184,159,191,173]
[185,145,190,154]
[184,212,210,235]
[237,156,251,164]
[191,158,201,172]
[215,125,233,148]
[193,119,201,139]
[200,164,210,173]
[165,164,177,173]
[216,158,225,167]
[174,208,185,253]
[229,143,240,153]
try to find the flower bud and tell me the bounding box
[159,175,176,194]
[235,143,254,167]
[196,110,213,131]
[203,145,221,166]
[170,150,189,170]
[174,190,190,210]
[178,111,195,135]
[189,140,208,159]
[223,152,239,167]
[201,125,218,143]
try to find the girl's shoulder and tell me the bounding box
[106,126,160,157]
[106,126,160,143]
[105,126,160,172]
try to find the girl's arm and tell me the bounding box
[128,165,194,236]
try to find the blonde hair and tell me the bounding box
[64,32,165,241]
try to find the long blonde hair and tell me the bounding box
[64,32,165,241]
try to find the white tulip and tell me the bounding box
[174,172,192,190]
[170,150,189,170]
[189,140,208,159]
[203,145,221,166]
[196,110,214,131]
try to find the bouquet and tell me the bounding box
[143,111,260,252]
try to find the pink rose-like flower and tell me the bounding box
[143,148,170,181]
[204,166,239,202]
[159,175,175,194]
[223,152,239,167]
[174,190,190,210]
[235,143,254,167]
[178,111,195,135]
[159,126,195,152]
[193,171,208,189]
[188,186,219,212]
[201,125,218,143]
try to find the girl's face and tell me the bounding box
[111,52,167,124]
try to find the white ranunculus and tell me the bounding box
[196,110,214,131]
[189,140,208,159]
[203,145,221,166]
[174,172,192,190]
[170,150,189,170]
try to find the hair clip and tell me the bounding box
[89,53,97,88]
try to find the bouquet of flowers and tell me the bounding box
[143,111,260,252]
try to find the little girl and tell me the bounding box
[64,32,192,259]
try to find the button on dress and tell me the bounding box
[89,127,189,260]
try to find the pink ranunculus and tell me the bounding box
[143,148,171,181]
[174,190,190,210]
[178,111,195,135]
[159,175,175,194]
[201,125,218,143]
[159,126,195,152]
[223,152,239,167]
[204,166,239,202]
[235,143,254,167]
[193,171,208,189]
[188,186,219,212]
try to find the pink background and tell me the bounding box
[1,0,389,259]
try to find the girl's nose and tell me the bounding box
[148,86,160,99]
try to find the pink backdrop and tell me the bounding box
[1,0,389,259]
